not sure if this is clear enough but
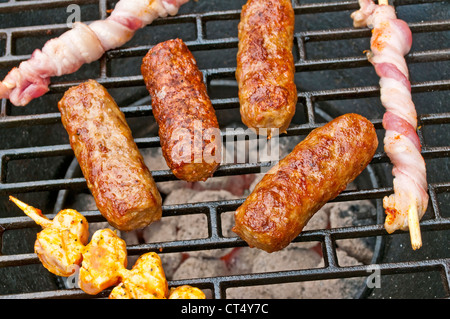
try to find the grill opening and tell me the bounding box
[0,0,449,299]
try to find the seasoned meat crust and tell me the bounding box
[58,80,162,231]
[236,0,297,138]
[232,113,378,252]
[141,38,222,182]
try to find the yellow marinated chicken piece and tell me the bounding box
[109,252,168,299]
[78,228,128,295]
[107,283,132,299]
[9,196,89,277]
[168,285,206,299]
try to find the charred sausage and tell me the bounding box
[58,80,162,231]
[232,113,378,253]
[141,38,222,182]
[236,0,297,138]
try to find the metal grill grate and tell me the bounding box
[0,0,449,299]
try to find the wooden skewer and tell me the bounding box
[408,197,422,250]
[376,0,422,250]
[9,196,53,228]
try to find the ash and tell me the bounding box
[70,139,377,299]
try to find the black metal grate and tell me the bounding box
[0,0,449,299]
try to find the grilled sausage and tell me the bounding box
[141,38,222,182]
[58,80,162,231]
[232,113,378,253]
[236,0,297,138]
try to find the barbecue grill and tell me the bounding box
[0,0,449,299]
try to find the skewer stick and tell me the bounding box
[408,197,422,250]
[9,196,52,228]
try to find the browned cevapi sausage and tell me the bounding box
[236,0,297,139]
[141,38,222,182]
[232,114,378,253]
[58,80,162,231]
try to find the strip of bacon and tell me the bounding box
[351,0,428,249]
[0,0,189,106]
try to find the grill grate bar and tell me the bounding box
[0,12,448,64]
[1,146,449,194]
[2,217,449,270]
[0,0,444,14]
[1,79,449,128]
[2,180,450,267]
[1,257,448,299]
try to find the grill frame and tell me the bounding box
[0,0,449,299]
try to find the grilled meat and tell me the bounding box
[236,0,297,138]
[141,38,222,182]
[0,0,189,106]
[351,0,428,249]
[232,114,378,253]
[79,228,128,295]
[58,80,162,231]
[168,285,206,299]
[10,197,204,299]
[109,252,169,299]
[9,196,89,277]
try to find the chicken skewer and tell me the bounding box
[9,196,89,276]
[10,196,205,299]
[0,0,189,106]
[351,0,428,249]
[80,228,205,299]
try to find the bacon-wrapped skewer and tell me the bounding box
[0,0,189,106]
[10,197,205,299]
[351,0,428,249]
